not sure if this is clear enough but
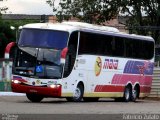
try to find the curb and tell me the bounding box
[0,92,25,96]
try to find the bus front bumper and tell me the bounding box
[11,82,62,97]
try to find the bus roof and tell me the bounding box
[22,22,78,32]
[62,21,119,32]
[22,22,154,42]
[22,22,119,32]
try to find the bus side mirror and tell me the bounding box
[61,47,68,59]
[61,47,68,64]
[5,42,16,58]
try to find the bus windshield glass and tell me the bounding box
[13,28,69,79]
[14,47,62,79]
[18,28,69,49]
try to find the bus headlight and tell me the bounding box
[48,84,60,88]
[12,80,21,84]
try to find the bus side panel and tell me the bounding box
[61,69,88,97]
[61,54,154,98]
[77,55,154,98]
[93,58,154,98]
[76,55,124,98]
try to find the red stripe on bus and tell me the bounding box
[94,85,151,93]
[94,85,125,92]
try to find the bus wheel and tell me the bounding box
[66,84,84,102]
[132,86,139,102]
[73,84,84,102]
[83,97,99,102]
[123,85,132,102]
[26,93,44,103]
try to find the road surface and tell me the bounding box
[0,96,160,120]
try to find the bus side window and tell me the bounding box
[78,32,88,55]
[114,37,125,57]
[125,39,133,58]
[63,32,78,78]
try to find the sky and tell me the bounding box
[0,0,59,15]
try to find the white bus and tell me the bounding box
[10,22,155,102]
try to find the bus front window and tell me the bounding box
[36,48,62,78]
[13,28,69,79]
[14,47,63,79]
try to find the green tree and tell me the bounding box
[0,20,15,58]
[0,1,13,58]
[0,0,8,15]
[0,18,40,58]
[47,0,160,43]
[46,0,119,24]
[119,0,160,43]
[0,1,39,58]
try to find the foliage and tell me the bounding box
[0,0,8,15]
[0,0,12,58]
[46,0,160,43]
[0,19,39,58]
[0,1,40,58]
[0,6,8,16]
[46,0,119,24]
[0,20,15,58]
[6,19,39,29]
[119,0,160,43]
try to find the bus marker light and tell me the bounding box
[12,80,21,84]
[48,84,60,88]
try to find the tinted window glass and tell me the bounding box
[18,28,69,49]
[125,38,154,59]
[78,31,154,59]
[78,32,114,56]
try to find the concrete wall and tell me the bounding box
[149,67,160,97]
[0,59,13,91]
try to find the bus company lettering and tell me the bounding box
[103,59,119,70]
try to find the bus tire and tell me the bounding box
[66,84,84,102]
[26,93,44,103]
[123,85,132,102]
[83,97,99,102]
[132,86,139,102]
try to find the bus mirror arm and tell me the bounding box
[61,47,68,59]
[5,42,16,59]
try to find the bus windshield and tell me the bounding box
[18,28,69,49]
[13,29,69,79]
